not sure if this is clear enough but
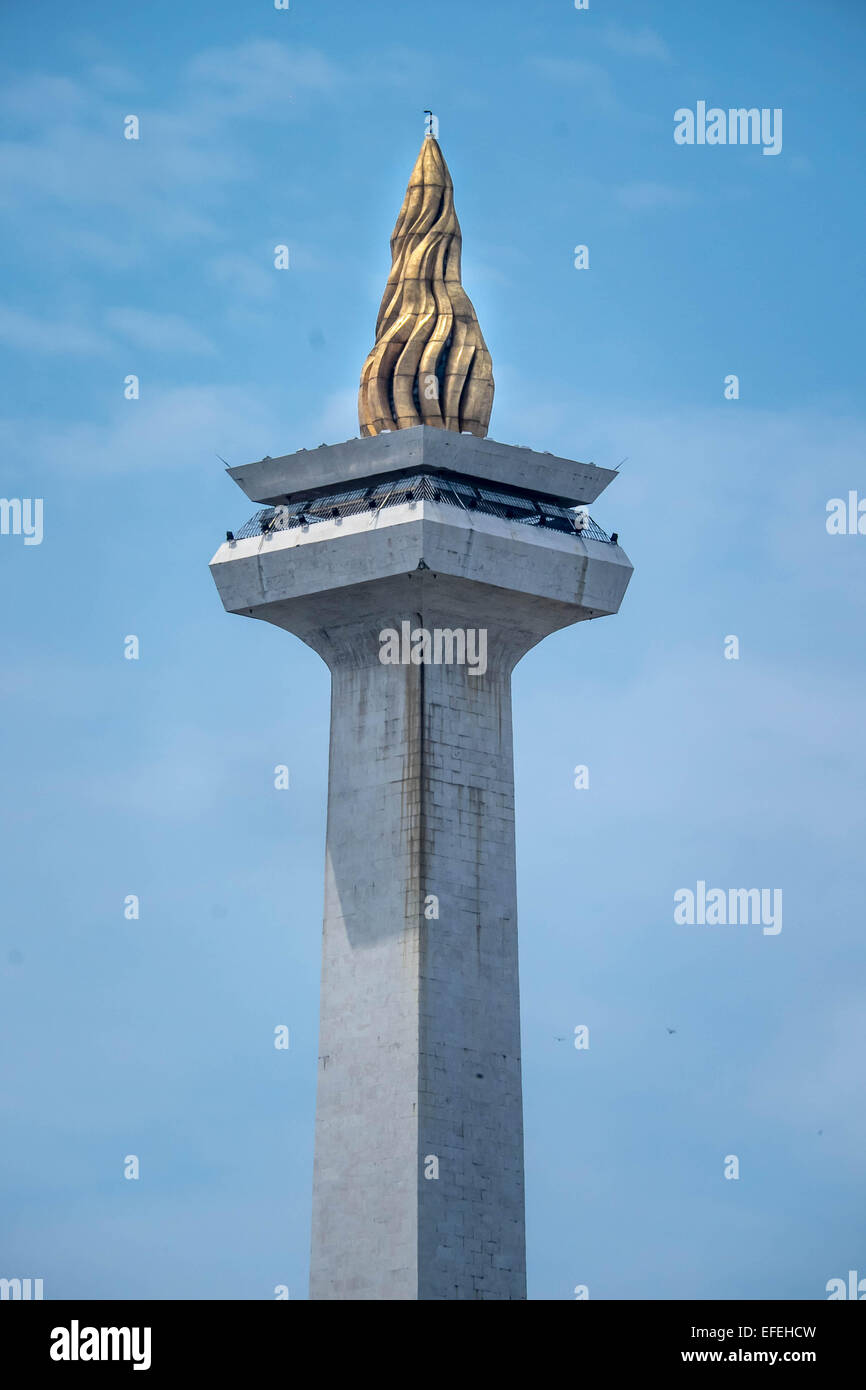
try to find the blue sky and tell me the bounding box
[1,0,864,1299]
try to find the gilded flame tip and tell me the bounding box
[358,137,494,438]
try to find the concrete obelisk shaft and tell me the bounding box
[309,613,526,1300]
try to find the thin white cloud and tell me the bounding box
[0,304,218,357]
[0,124,229,244]
[601,23,673,63]
[104,308,217,356]
[615,180,694,211]
[0,305,107,355]
[0,40,343,258]
[528,57,623,115]
[206,252,278,302]
[0,73,91,124]
[87,62,143,93]
[0,383,282,476]
[186,40,341,114]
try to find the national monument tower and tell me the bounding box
[210,128,633,1300]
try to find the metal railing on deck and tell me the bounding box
[230,472,614,544]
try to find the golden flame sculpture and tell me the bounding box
[358,135,494,438]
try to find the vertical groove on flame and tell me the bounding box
[358,137,494,438]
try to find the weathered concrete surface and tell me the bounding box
[210,441,633,1301]
[309,625,526,1298]
[227,425,617,507]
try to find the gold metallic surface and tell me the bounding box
[358,136,494,438]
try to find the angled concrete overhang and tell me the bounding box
[210,500,633,643]
[226,425,617,508]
